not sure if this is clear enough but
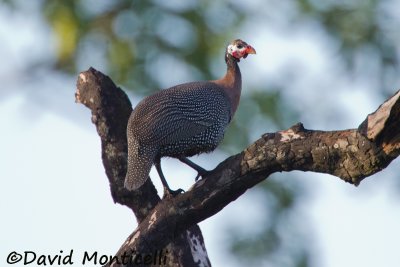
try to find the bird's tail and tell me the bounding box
[124,137,157,191]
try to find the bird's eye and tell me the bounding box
[237,44,243,49]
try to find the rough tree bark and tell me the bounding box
[75,67,400,267]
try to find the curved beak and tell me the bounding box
[245,45,256,55]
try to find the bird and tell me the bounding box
[124,39,256,196]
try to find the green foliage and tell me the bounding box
[297,0,399,94]
[37,0,247,93]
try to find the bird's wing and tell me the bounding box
[131,82,231,145]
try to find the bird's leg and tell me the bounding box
[154,157,184,197]
[178,157,211,181]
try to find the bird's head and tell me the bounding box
[227,39,256,61]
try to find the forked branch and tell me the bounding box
[76,68,400,267]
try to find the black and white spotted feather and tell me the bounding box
[124,82,232,191]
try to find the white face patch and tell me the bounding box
[227,43,246,59]
[227,44,235,55]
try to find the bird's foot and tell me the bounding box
[163,186,185,198]
[195,169,212,182]
[178,157,211,181]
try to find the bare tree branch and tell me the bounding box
[76,68,400,267]
[75,68,209,267]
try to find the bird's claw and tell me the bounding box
[195,170,211,182]
[163,187,185,198]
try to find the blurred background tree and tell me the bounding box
[2,0,399,266]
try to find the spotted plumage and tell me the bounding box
[124,39,256,195]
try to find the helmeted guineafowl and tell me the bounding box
[124,39,256,196]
